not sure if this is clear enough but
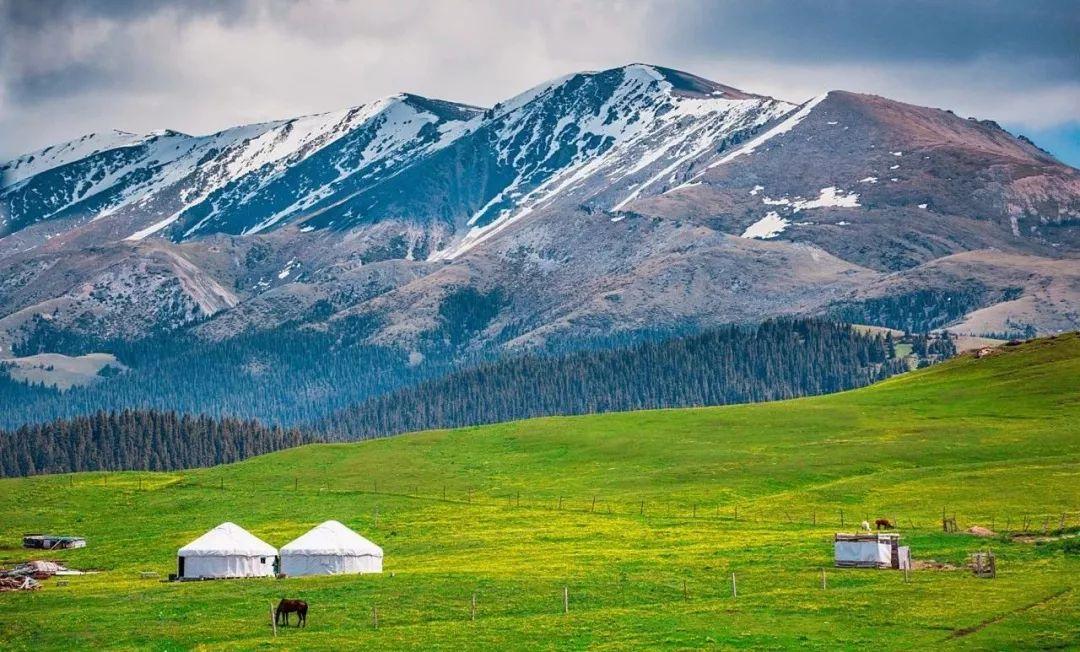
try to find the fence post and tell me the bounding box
[563,586,569,614]
[820,567,826,589]
[372,604,379,629]
[471,593,477,621]
[1060,513,1066,532]
[731,572,737,599]
[640,500,644,516]
[270,602,277,637]
[591,496,596,513]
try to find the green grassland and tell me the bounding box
[2,334,1079,650]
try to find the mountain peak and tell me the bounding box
[393,93,484,122]
[591,63,767,101]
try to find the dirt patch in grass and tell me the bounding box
[912,559,959,571]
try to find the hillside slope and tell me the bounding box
[1,335,1077,649]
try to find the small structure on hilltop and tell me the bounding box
[177,522,277,580]
[834,533,911,569]
[23,534,86,550]
[280,520,383,577]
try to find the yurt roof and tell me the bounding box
[280,520,383,556]
[178,522,277,557]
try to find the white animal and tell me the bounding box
[860,520,872,532]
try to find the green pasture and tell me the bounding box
[1,334,1078,649]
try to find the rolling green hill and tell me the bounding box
[1,334,1078,650]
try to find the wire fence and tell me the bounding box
[58,471,1079,536]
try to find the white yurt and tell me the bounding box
[280,520,383,577]
[177,522,277,579]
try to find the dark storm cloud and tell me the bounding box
[2,0,251,29]
[1,0,255,102]
[663,0,1079,66]
[1,0,1077,164]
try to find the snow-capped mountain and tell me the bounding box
[1,63,1078,356]
[1,94,481,247]
[2,65,795,255]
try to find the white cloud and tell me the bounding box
[1,0,1077,158]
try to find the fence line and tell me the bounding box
[60,472,1079,535]
[262,565,1024,634]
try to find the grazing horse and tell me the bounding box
[875,518,895,530]
[859,520,872,532]
[276,599,308,627]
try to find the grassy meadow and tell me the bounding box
[1,334,1079,649]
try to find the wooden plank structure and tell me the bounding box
[970,550,997,579]
[22,534,86,550]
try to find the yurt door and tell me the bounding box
[178,556,185,577]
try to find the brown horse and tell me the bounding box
[276,599,308,627]
[875,518,895,530]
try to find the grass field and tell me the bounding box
[1,334,1079,650]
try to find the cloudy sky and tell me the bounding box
[2,0,1078,165]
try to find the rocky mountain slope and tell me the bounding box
[1,63,1077,358]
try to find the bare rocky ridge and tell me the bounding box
[1,64,1077,356]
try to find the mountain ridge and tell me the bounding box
[1,63,1077,361]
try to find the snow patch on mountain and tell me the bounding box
[666,93,828,194]
[741,211,789,239]
[760,187,860,213]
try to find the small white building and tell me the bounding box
[834,533,910,569]
[177,522,277,579]
[280,520,383,577]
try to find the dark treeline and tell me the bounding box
[0,409,316,477]
[319,320,908,440]
[0,310,696,430]
[0,323,429,430]
[828,287,1023,333]
[0,320,941,477]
